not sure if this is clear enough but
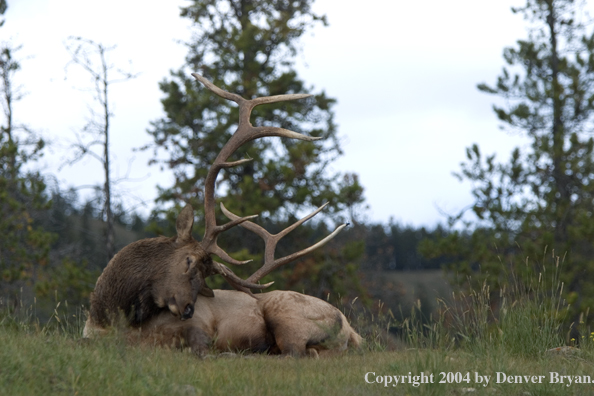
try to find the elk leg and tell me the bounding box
[274,335,309,357]
[184,326,211,356]
[306,347,319,358]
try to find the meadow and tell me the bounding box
[2,262,594,396]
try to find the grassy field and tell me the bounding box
[2,323,594,396]
[3,264,594,395]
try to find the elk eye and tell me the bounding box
[186,257,193,272]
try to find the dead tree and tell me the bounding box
[63,37,138,260]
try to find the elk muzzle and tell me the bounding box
[167,297,195,320]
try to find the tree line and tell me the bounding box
[4,0,594,330]
[0,0,443,316]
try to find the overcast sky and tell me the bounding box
[2,0,569,227]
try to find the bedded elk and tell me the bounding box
[138,205,363,357]
[139,289,362,357]
[136,205,363,357]
[131,74,362,356]
[83,72,348,339]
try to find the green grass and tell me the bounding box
[2,323,594,396]
[3,258,594,395]
[1,304,593,396]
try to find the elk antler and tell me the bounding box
[221,203,347,291]
[192,73,330,290]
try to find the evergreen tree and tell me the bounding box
[0,4,96,308]
[422,0,594,319]
[146,0,360,218]
[145,0,365,295]
[0,24,54,297]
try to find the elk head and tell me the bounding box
[150,201,274,321]
[154,204,213,320]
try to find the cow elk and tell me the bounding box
[130,74,362,356]
[139,289,362,357]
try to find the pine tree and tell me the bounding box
[144,0,365,296]
[146,0,360,217]
[0,31,54,297]
[421,0,594,319]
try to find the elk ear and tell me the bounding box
[199,286,214,298]
[176,204,195,243]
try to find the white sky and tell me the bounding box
[1,0,565,227]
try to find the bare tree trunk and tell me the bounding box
[102,57,115,260]
[64,37,137,262]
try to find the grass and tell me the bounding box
[3,257,594,395]
[2,325,594,396]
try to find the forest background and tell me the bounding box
[2,0,592,335]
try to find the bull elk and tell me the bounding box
[83,72,352,346]
[131,74,362,356]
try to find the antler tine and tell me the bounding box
[253,224,347,282]
[191,73,245,104]
[212,261,274,292]
[250,126,322,142]
[220,202,347,284]
[251,93,312,106]
[192,72,311,106]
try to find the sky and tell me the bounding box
[1,0,560,227]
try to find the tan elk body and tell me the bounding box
[84,73,362,356]
[138,290,362,357]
